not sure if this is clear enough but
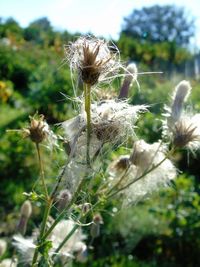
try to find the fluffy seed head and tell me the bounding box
[13,220,86,264]
[172,115,200,149]
[0,258,18,267]
[63,100,147,156]
[109,140,176,204]
[65,36,121,86]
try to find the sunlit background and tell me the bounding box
[1,0,200,45]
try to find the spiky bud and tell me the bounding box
[17,200,32,235]
[23,114,49,144]
[170,80,192,124]
[113,155,130,171]
[78,203,91,214]
[173,119,199,148]
[57,190,72,211]
[118,63,138,99]
[90,214,103,239]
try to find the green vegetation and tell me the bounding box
[0,6,200,266]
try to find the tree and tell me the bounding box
[24,17,55,45]
[122,5,195,46]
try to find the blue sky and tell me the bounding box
[0,0,200,47]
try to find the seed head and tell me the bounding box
[23,115,48,144]
[173,118,200,149]
[65,36,120,86]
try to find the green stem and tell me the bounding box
[31,199,53,266]
[31,144,52,266]
[36,143,48,199]
[84,83,91,167]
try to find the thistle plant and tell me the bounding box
[3,36,200,267]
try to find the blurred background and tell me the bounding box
[0,1,200,266]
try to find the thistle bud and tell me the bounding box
[90,214,103,239]
[57,190,72,211]
[23,115,48,144]
[118,63,137,99]
[170,81,191,123]
[113,155,130,171]
[17,200,32,235]
[0,239,7,257]
[78,203,91,214]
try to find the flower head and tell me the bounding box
[65,36,121,86]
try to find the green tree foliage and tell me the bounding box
[24,17,55,46]
[119,5,194,72]
[122,5,195,45]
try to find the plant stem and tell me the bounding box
[35,143,49,199]
[31,144,52,266]
[31,198,53,266]
[84,83,91,167]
